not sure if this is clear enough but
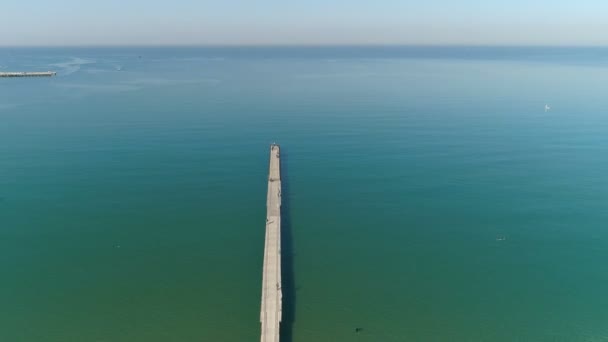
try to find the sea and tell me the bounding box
[1,46,607,341]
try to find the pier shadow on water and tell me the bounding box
[280,149,296,342]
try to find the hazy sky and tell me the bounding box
[1,0,607,46]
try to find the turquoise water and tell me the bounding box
[1,47,608,341]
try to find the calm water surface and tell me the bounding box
[1,47,608,341]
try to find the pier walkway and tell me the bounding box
[260,144,282,342]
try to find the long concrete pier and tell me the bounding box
[260,144,282,342]
[0,71,56,78]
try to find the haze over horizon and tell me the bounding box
[1,0,607,47]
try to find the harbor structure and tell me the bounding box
[0,71,57,77]
[260,144,282,342]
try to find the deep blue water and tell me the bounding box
[1,46,608,341]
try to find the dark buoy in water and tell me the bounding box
[355,327,363,333]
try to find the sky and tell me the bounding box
[1,0,607,46]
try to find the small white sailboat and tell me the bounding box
[544,104,551,112]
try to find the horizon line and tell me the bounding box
[1,43,607,49]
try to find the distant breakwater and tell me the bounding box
[0,71,56,77]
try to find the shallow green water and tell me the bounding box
[1,47,608,341]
